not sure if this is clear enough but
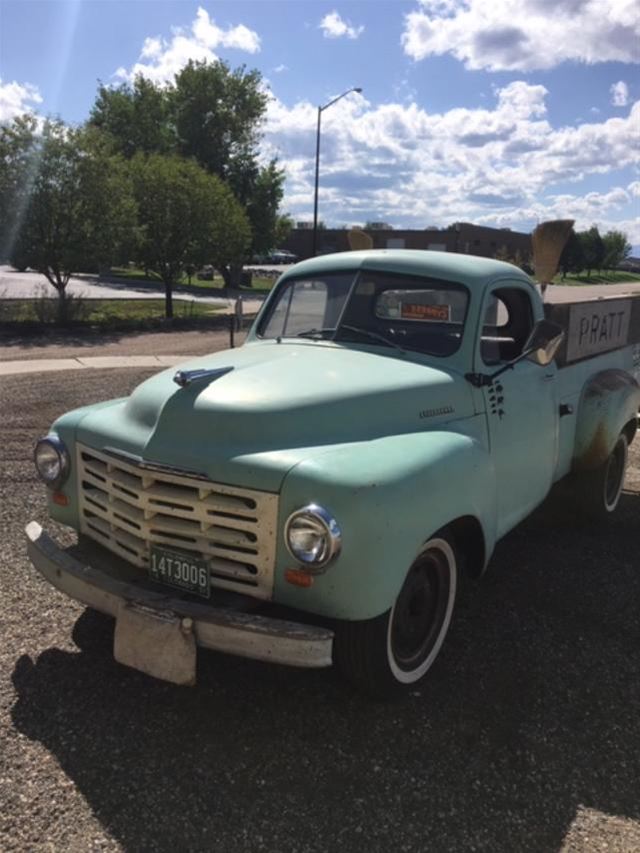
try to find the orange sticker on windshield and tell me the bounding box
[401,303,451,322]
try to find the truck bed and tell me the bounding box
[545,292,640,371]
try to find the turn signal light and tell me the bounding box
[284,568,314,588]
[52,491,69,506]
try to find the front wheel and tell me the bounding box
[333,534,457,698]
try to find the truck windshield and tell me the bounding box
[259,269,469,358]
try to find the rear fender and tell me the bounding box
[572,369,640,472]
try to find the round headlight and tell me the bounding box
[34,435,70,487]
[285,504,341,570]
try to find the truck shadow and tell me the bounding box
[10,491,640,852]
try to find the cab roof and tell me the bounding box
[286,249,535,290]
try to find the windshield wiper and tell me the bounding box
[296,327,337,339]
[338,324,405,354]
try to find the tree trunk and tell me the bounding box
[220,266,232,288]
[164,279,174,318]
[42,266,70,324]
[220,264,243,289]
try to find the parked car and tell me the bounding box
[269,249,298,264]
[196,265,214,281]
[27,248,640,696]
[252,250,298,265]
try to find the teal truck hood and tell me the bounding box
[76,341,474,491]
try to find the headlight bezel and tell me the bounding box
[34,435,70,489]
[285,503,342,571]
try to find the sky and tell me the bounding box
[1,0,638,250]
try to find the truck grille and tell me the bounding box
[77,444,278,599]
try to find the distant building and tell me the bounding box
[618,256,640,272]
[366,221,394,230]
[282,222,532,263]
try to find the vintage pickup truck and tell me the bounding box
[26,249,640,696]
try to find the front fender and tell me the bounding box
[572,370,640,472]
[275,426,496,620]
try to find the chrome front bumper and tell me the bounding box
[25,522,333,684]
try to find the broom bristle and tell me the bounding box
[532,219,574,284]
[348,228,374,251]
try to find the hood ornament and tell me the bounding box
[173,366,234,388]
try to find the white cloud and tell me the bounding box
[320,11,364,40]
[264,84,640,245]
[191,7,260,52]
[610,80,629,106]
[401,0,640,71]
[0,79,42,122]
[115,6,260,84]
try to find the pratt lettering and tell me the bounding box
[579,316,589,345]
[566,300,631,362]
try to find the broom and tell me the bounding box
[348,228,374,251]
[532,219,574,298]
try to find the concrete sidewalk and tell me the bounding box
[0,354,197,376]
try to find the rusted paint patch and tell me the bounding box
[574,421,612,470]
[572,368,640,472]
[584,369,639,397]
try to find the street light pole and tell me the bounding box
[311,86,362,257]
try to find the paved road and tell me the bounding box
[0,266,266,314]
[1,368,640,851]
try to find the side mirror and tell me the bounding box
[523,319,565,366]
[466,318,565,387]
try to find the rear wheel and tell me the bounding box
[577,432,628,520]
[334,534,457,698]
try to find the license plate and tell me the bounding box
[149,546,211,599]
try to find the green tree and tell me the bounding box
[7,120,136,319]
[171,61,286,285]
[559,230,585,277]
[131,153,250,317]
[579,226,606,276]
[89,75,174,158]
[87,61,287,285]
[171,60,267,179]
[602,230,631,269]
[225,155,289,285]
[0,113,39,263]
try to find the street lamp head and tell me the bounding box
[320,87,363,112]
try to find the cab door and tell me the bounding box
[477,285,559,537]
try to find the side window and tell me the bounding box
[481,287,534,365]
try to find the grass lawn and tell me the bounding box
[0,298,223,324]
[109,267,278,294]
[553,270,640,285]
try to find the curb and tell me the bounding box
[0,354,197,377]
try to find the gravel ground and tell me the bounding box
[1,368,639,853]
